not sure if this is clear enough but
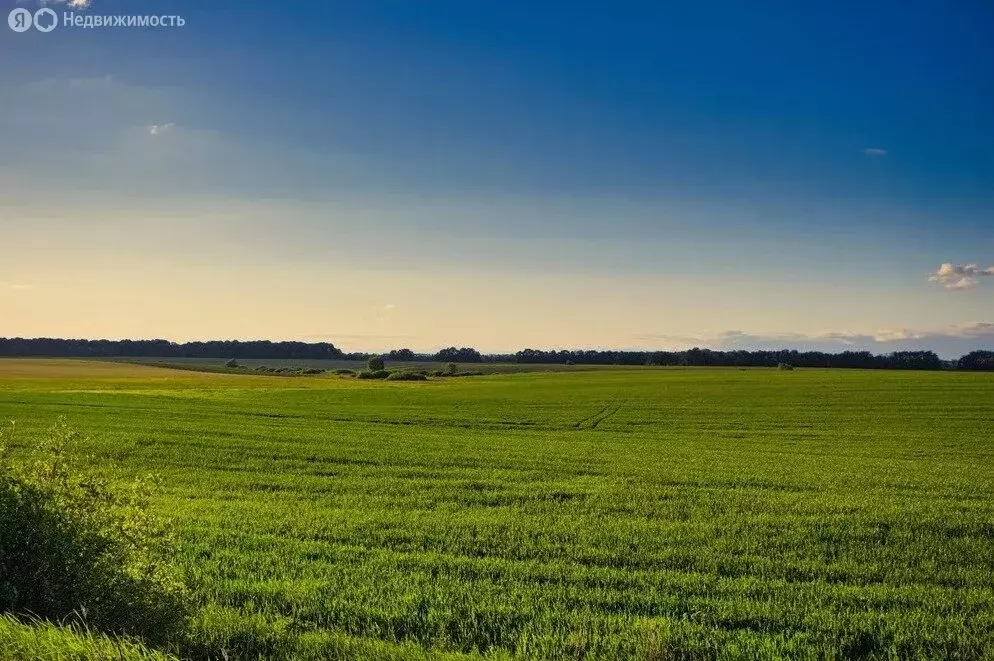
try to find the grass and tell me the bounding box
[103,356,599,375]
[0,359,993,659]
[0,614,176,661]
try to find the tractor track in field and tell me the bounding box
[573,400,625,430]
[572,406,608,429]
[590,402,623,428]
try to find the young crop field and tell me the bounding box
[1,359,993,659]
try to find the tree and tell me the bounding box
[958,350,994,371]
[367,356,385,372]
[434,347,483,363]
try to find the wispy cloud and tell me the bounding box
[1,283,34,291]
[929,262,994,290]
[301,333,417,342]
[376,303,398,323]
[631,323,994,358]
[148,123,175,136]
[863,147,888,156]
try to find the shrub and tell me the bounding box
[385,371,427,381]
[432,369,485,378]
[302,368,325,375]
[332,369,354,376]
[777,363,794,371]
[367,357,385,372]
[446,362,457,375]
[356,370,390,380]
[224,359,239,369]
[0,420,189,646]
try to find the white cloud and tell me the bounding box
[33,0,92,8]
[863,148,888,156]
[929,262,994,290]
[1,283,34,291]
[869,328,926,342]
[148,123,175,136]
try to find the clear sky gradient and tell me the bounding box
[2,0,993,355]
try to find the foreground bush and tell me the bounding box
[0,420,190,646]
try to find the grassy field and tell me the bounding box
[102,357,583,374]
[1,359,993,659]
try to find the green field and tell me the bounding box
[103,357,576,374]
[1,359,993,659]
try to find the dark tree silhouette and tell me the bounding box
[958,350,994,371]
[387,349,415,361]
[0,338,343,360]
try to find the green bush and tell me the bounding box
[367,357,385,372]
[356,370,391,380]
[0,420,189,646]
[332,369,354,376]
[385,370,428,381]
[224,359,239,369]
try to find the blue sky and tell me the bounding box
[2,0,993,355]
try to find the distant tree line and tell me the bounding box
[0,338,343,360]
[514,348,950,369]
[1,338,992,370]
